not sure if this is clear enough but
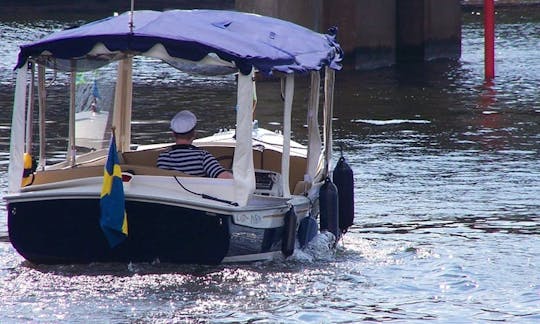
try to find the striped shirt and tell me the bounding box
[157,144,227,178]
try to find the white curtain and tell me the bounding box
[306,71,322,181]
[323,67,335,177]
[233,69,256,206]
[8,67,29,193]
[281,74,294,198]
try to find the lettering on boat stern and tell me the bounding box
[233,212,285,227]
[234,213,263,226]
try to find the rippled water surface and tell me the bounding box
[1,7,539,323]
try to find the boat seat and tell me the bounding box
[256,149,307,193]
[120,164,192,177]
[205,146,264,170]
[293,181,311,195]
[29,164,191,186]
[122,148,167,167]
[209,147,307,193]
[120,146,307,193]
[122,146,264,170]
[31,166,105,185]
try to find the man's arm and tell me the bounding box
[202,150,233,179]
[217,170,233,179]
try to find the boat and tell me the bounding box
[4,9,353,265]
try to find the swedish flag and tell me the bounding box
[100,133,128,247]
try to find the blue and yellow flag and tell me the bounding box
[100,133,128,247]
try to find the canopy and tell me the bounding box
[15,9,342,75]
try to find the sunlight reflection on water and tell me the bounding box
[0,6,539,323]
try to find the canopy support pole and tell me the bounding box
[112,57,133,152]
[306,70,322,182]
[25,63,35,154]
[68,61,77,166]
[37,64,47,169]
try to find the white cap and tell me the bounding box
[170,110,197,134]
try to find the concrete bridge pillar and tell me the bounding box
[326,0,396,70]
[396,0,461,63]
[235,0,324,31]
[235,0,461,70]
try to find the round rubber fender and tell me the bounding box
[281,208,297,257]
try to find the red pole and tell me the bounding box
[484,0,495,80]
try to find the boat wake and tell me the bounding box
[286,232,338,263]
[352,119,431,125]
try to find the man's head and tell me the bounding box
[170,110,197,141]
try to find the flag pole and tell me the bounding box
[111,126,117,147]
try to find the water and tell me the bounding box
[1,7,540,323]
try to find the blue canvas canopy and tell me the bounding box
[15,9,342,75]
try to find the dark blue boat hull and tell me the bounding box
[7,198,283,265]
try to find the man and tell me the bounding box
[157,110,233,179]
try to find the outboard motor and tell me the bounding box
[319,177,339,239]
[333,154,355,233]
